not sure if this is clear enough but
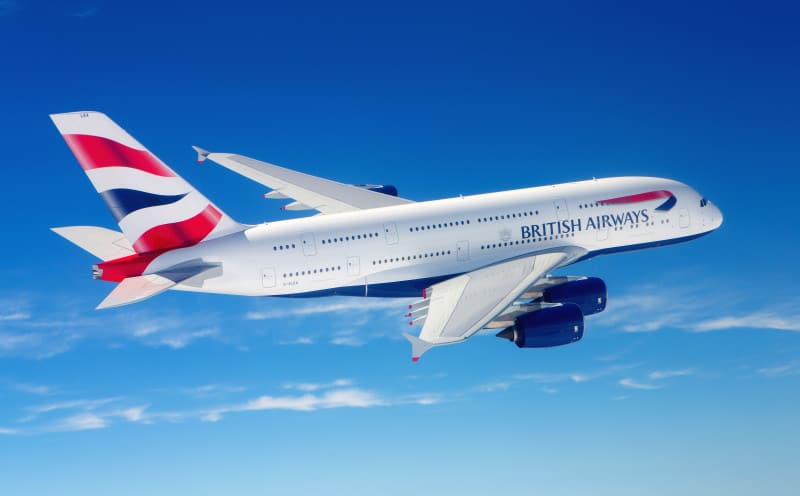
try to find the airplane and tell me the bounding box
[50,111,723,361]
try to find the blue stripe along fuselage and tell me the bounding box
[99,189,188,221]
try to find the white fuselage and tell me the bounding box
[147,176,722,298]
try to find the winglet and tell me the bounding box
[192,145,210,164]
[402,333,434,363]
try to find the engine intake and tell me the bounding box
[543,277,606,316]
[496,303,584,348]
[354,184,399,197]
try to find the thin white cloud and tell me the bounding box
[475,382,512,393]
[692,314,800,333]
[596,292,694,333]
[618,378,660,390]
[180,384,246,398]
[244,298,406,320]
[757,361,800,378]
[0,311,30,321]
[404,394,443,405]
[18,402,154,434]
[202,388,386,421]
[52,412,107,432]
[122,314,222,349]
[513,363,639,385]
[27,397,120,416]
[0,295,229,358]
[280,336,315,345]
[622,316,680,333]
[132,322,162,337]
[283,379,353,392]
[12,382,52,395]
[116,406,148,422]
[0,332,39,351]
[0,427,19,435]
[0,295,32,322]
[158,328,218,349]
[512,372,585,384]
[648,369,694,380]
[541,386,558,394]
[595,283,800,337]
[330,335,365,347]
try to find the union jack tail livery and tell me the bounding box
[50,111,243,254]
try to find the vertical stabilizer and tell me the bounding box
[50,111,244,253]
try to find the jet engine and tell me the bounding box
[543,277,607,316]
[354,184,399,197]
[496,303,584,348]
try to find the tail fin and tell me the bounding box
[50,111,243,253]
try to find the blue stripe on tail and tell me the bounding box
[655,195,677,211]
[100,189,188,222]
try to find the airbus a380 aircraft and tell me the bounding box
[51,111,723,360]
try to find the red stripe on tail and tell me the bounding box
[62,134,175,177]
[598,190,673,205]
[95,251,163,282]
[132,204,222,253]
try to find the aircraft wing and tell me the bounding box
[403,249,582,361]
[194,148,414,214]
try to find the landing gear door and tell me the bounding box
[301,233,317,256]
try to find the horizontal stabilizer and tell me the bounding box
[52,226,134,261]
[96,261,222,309]
[97,274,176,309]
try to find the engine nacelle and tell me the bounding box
[354,184,399,197]
[543,277,607,316]
[497,303,584,348]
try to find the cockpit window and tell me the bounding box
[700,198,708,207]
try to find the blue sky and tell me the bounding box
[1,0,799,494]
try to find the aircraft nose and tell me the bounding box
[711,202,723,229]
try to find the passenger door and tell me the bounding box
[383,222,399,245]
[457,241,470,261]
[261,267,276,288]
[679,208,690,229]
[301,232,317,255]
[347,256,360,276]
[554,199,569,221]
